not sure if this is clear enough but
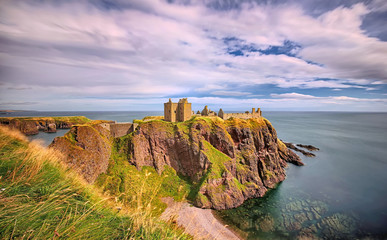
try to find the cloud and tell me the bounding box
[0,0,386,111]
[271,92,387,103]
[211,90,252,96]
[0,101,38,106]
[271,93,318,99]
[7,87,32,90]
[188,95,387,112]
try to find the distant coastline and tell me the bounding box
[0,110,36,114]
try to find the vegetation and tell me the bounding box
[201,140,231,179]
[0,114,281,238]
[95,138,191,216]
[0,126,190,239]
[142,116,164,121]
[128,116,269,204]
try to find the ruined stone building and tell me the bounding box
[218,108,262,120]
[200,106,217,116]
[198,106,261,120]
[164,98,262,122]
[164,98,192,122]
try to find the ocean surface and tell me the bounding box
[4,111,387,239]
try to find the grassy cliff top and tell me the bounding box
[0,126,190,239]
[135,115,269,131]
[142,116,164,121]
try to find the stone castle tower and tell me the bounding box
[164,98,192,122]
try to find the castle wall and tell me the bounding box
[100,122,138,138]
[164,102,178,122]
[109,123,134,138]
[177,102,192,122]
[220,108,262,120]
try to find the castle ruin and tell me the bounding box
[218,107,261,120]
[164,98,192,122]
[164,98,262,122]
[200,106,217,116]
[197,105,261,120]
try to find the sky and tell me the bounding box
[0,0,387,112]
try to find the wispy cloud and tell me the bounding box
[211,90,252,96]
[1,101,38,106]
[271,92,387,102]
[0,0,386,111]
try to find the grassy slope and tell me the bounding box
[96,133,192,216]
[0,126,190,239]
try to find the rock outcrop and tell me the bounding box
[0,116,90,135]
[50,122,111,183]
[283,141,316,157]
[120,116,302,210]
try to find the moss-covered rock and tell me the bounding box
[125,116,302,210]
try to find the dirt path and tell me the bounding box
[161,198,240,240]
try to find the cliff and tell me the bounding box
[120,116,302,210]
[49,116,302,210]
[0,116,91,135]
[50,121,112,183]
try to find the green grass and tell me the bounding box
[142,116,164,121]
[0,126,191,239]
[95,137,191,216]
[186,140,247,204]
[201,140,231,179]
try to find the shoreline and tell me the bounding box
[161,197,242,240]
[211,209,248,240]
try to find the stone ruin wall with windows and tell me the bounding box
[164,98,262,122]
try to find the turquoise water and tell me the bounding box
[5,111,387,238]
[218,112,387,239]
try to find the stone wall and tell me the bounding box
[219,108,262,120]
[100,122,138,138]
[177,98,192,122]
[164,101,178,122]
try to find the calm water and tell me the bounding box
[4,111,387,238]
[218,112,387,239]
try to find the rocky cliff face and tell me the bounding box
[121,117,302,210]
[48,116,302,209]
[50,122,111,183]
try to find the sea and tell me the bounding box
[3,111,387,239]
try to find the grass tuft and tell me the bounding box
[0,126,191,239]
